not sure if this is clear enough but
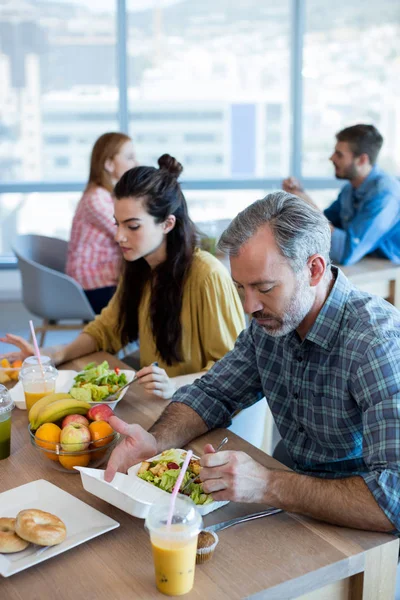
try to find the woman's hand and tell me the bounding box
[104,416,158,482]
[135,364,177,400]
[0,334,34,363]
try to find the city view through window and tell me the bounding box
[0,0,399,260]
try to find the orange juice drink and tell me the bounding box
[24,385,56,412]
[19,362,58,416]
[145,497,202,596]
[151,528,198,596]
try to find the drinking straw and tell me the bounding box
[29,320,45,380]
[167,449,193,527]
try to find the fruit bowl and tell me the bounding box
[28,425,120,474]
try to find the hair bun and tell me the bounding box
[158,154,183,179]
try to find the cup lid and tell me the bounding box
[0,384,15,414]
[19,363,58,381]
[145,496,202,539]
[22,355,54,367]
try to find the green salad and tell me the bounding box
[137,449,213,506]
[69,361,128,402]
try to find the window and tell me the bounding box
[0,1,398,268]
[0,1,118,182]
[55,157,70,167]
[184,133,218,143]
[302,0,400,176]
[44,136,69,145]
[0,193,80,258]
[127,0,291,179]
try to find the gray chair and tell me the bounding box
[12,234,95,345]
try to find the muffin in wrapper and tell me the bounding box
[196,530,219,564]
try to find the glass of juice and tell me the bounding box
[0,384,15,460]
[145,496,202,596]
[19,359,58,414]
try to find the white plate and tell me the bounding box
[77,450,228,519]
[0,479,119,577]
[11,369,135,410]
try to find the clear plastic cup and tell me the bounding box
[0,384,15,459]
[145,497,202,596]
[19,360,58,414]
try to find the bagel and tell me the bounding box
[0,517,30,553]
[15,509,66,546]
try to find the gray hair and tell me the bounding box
[217,191,331,273]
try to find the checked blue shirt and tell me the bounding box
[172,267,400,530]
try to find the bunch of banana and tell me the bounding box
[29,392,91,430]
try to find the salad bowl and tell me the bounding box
[76,449,228,518]
[69,361,136,410]
[75,450,228,519]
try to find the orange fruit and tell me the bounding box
[35,423,61,462]
[12,360,22,368]
[89,421,114,448]
[59,453,90,470]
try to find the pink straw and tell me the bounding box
[29,320,45,380]
[167,449,193,527]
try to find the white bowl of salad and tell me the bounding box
[69,361,135,409]
[128,449,229,516]
[76,449,228,519]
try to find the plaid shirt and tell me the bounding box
[66,186,121,290]
[172,267,400,530]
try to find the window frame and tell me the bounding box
[0,0,368,267]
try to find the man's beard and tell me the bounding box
[334,162,358,181]
[253,276,315,338]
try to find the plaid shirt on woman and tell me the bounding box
[66,186,121,290]
[172,267,400,530]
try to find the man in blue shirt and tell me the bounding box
[283,124,400,265]
[104,192,400,533]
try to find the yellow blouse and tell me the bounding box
[83,249,245,377]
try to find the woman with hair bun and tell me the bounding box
[1,155,245,399]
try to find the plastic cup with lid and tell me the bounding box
[0,384,15,460]
[145,496,202,596]
[19,359,58,415]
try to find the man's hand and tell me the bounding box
[200,446,269,503]
[0,333,34,362]
[135,364,176,400]
[282,177,304,195]
[104,416,158,482]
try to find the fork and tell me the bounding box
[104,376,137,403]
[104,362,159,402]
[204,508,283,532]
[180,436,229,493]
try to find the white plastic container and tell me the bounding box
[76,449,228,519]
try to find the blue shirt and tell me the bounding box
[172,268,400,531]
[324,166,400,265]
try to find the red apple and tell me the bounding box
[87,404,114,423]
[60,423,91,452]
[62,414,89,429]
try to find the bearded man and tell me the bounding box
[105,191,400,534]
[283,124,400,265]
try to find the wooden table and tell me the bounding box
[1,353,398,599]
